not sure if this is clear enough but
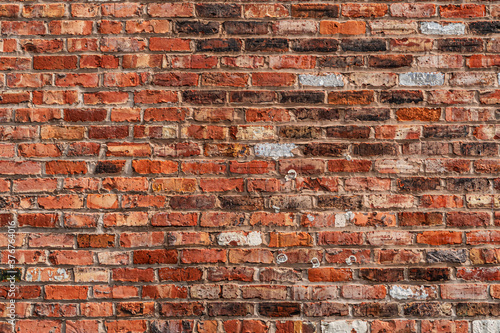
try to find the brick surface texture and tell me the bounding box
[1,0,500,332]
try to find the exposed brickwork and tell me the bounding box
[0,1,500,332]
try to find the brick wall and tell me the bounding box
[1,1,500,332]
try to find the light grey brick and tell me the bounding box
[254,143,296,159]
[299,74,344,87]
[400,72,445,86]
[473,320,500,333]
[420,22,465,35]
[322,321,368,333]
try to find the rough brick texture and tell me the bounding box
[1,0,500,332]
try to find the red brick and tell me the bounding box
[46,161,87,175]
[22,4,64,18]
[222,56,265,69]
[320,21,366,35]
[98,20,123,34]
[328,160,372,172]
[229,249,273,264]
[149,38,191,51]
[81,55,119,69]
[29,234,74,248]
[125,20,170,34]
[49,21,93,35]
[200,178,244,192]
[342,3,388,17]
[18,213,59,227]
[45,285,88,300]
[134,249,178,264]
[467,231,500,245]
[224,320,268,333]
[7,73,51,88]
[33,56,77,70]
[18,144,61,158]
[70,4,99,18]
[112,268,155,282]
[16,321,62,333]
[467,55,500,68]
[441,284,487,300]
[148,3,193,17]
[159,268,203,282]
[132,160,177,174]
[244,4,288,18]
[342,285,387,299]
[328,90,374,105]
[440,5,485,18]
[105,320,147,333]
[203,73,249,87]
[0,92,30,105]
[64,108,106,122]
[371,321,418,333]
[181,249,227,264]
[0,57,30,70]
[172,55,218,69]
[230,161,275,174]
[2,21,46,35]
[142,285,188,299]
[84,91,128,105]
[106,143,151,157]
[456,268,500,281]
[67,38,98,52]
[134,90,178,104]
[417,231,463,245]
[397,107,441,121]
[87,194,119,209]
[308,268,353,282]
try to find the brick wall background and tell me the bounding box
[1,1,500,332]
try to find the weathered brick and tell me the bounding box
[343,4,387,17]
[0,0,497,325]
[390,3,435,18]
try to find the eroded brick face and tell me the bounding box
[0,1,499,332]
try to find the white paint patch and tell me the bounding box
[307,214,315,221]
[473,320,500,333]
[389,285,430,300]
[25,269,35,282]
[246,232,262,246]
[217,231,262,246]
[346,255,357,266]
[335,211,353,227]
[420,22,465,35]
[25,268,70,282]
[285,169,297,181]
[55,268,70,281]
[255,143,296,159]
[276,253,288,264]
[299,73,345,87]
[322,320,368,333]
[218,232,247,246]
[400,72,445,86]
[311,257,320,268]
[335,214,347,227]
